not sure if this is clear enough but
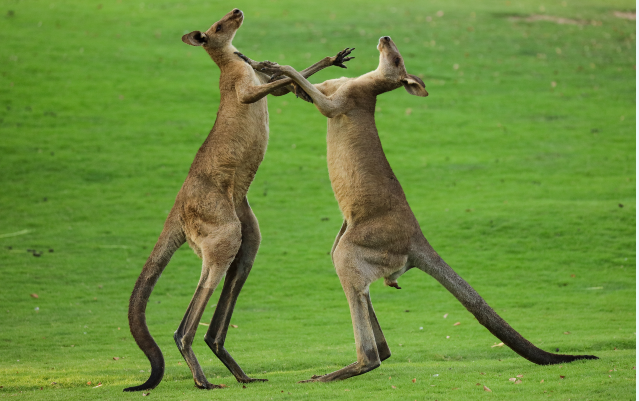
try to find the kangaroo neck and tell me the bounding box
[207,44,240,69]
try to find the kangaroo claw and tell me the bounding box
[332,47,355,68]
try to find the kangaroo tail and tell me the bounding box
[123,217,186,392]
[413,238,598,365]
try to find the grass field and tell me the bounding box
[0,0,635,400]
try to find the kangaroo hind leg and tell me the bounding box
[174,222,242,389]
[204,198,267,383]
[301,246,381,382]
[366,293,391,361]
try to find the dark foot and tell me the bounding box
[298,374,324,383]
[195,381,224,390]
[204,338,269,385]
[237,377,268,383]
[298,359,379,382]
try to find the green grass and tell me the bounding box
[0,0,635,399]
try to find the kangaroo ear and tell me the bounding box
[182,31,207,46]
[401,74,428,97]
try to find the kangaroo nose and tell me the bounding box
[383,36,391,41]
[233,8,242,14]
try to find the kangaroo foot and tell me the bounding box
[298,375,324,383]
[237,376,268,383]
[194,381,224,390]
[298,360,379,383]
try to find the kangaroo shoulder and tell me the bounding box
[317,77,353,97]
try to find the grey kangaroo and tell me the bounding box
[124,9,354,391]
[239,36,597,382]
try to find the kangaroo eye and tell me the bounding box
[216,24,222,32]
[394,57,401,67]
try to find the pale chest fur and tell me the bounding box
[326,113,403,223]
[190,66,269,206]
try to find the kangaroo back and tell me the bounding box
[412,236,598,365]
[124,212,186,392]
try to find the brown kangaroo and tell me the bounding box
[124,9,354,391]
[240,36,598,382]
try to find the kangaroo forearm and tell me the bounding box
[269,57,332,96]
[280,66,340,117]
[237,78,295,104]
[300,56,333,77]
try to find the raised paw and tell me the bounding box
[257,61,284,76]
[254,60,275,69]
[293,83,313,103]
[332,47,355,69]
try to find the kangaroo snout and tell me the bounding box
[378,36,394,51]
[229,8,244,24]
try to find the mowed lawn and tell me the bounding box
[0,0,635,400]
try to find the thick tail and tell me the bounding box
[413,238,598,365]
[123,217,186,392]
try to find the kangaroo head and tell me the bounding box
[376,36,428,97]
[182,8,244,60]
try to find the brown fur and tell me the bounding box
[246,36,598,382]
[124,9,354,392]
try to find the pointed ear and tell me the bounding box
[182,31,207,46]
[401,74,428,97]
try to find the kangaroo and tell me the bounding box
[240,36,598,382]
[124,9,354,392]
